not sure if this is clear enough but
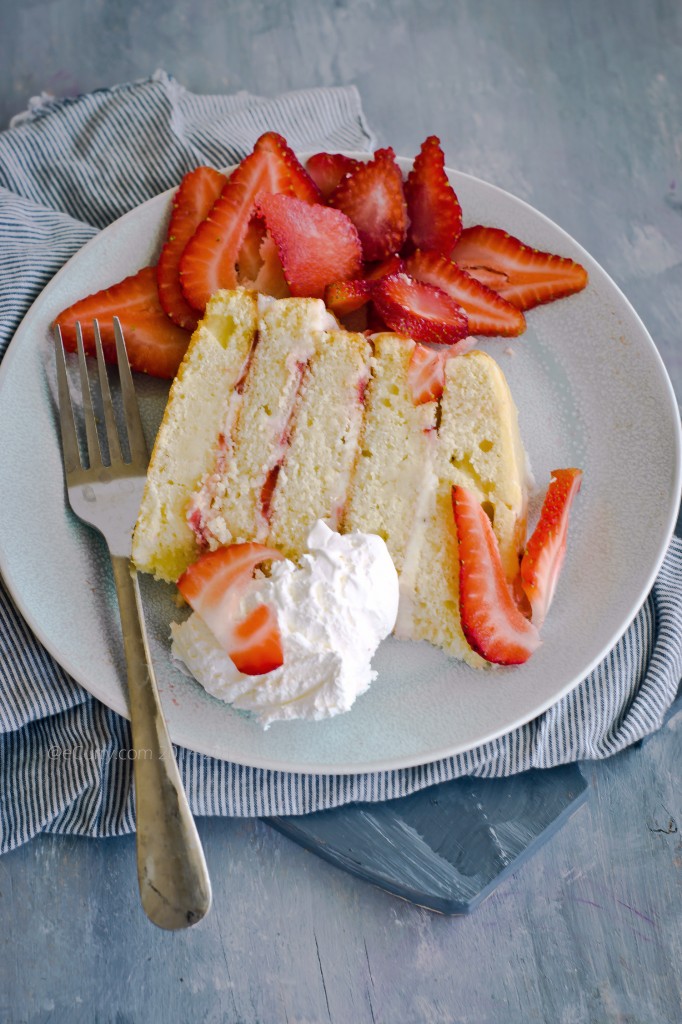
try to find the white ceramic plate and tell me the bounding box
[0,157,680,774]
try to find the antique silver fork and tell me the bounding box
[54,318,211,930]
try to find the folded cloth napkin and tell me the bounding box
[0,71,680,855]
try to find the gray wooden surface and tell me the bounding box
[1,1,681,1021]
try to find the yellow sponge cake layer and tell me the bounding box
[131,289,257,582]
[196,297,333,548]
[342,333,437,574]
[268,330,371,559]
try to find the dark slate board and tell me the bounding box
[266,764,589,914]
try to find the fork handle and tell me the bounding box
[110,555,212,930]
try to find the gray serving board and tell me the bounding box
[267,763,589,914]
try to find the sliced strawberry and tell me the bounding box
[325,278,371,317]
[452,226,588,311]
[452,486,541,665]
[404,136,462,255]
[371,272,469,345]
[55,267,191,379]
[306,152,360,201]
[406,249,526,337]
[179,132,317,312]
[407,344,450,404]
[520,468,583,627]
[177,542,285,675]
[364,254,406,281]
[258,132,322,204]
[330,148,408,261]
[157,166,227,331]
[256,192,362,299]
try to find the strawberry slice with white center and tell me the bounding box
[520,468,583,627]
[257,192,363,299]
[452,226,588,311]
[371,272,469,345]
[452,486,541,665]
[55,266,191,379]
[177,542,285,675]
[406,249,526,337]
[403,136,462,255]
[180,132,319,312]
[156,165,228,331]
[330,148,408,261]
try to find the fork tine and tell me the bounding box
[54,325,82,474]
[94,320,123,465]
[76,322,103,469]
[114,317,148,464]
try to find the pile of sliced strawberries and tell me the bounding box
[453,468,583,665]
[55,131,588,379]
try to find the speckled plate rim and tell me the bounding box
[0,157,680,775]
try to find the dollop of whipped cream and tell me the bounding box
[171,520,399,727]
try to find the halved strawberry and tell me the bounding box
[520,468,583,627]
[256,192,362,299]
[404,136,462,255]
[371,272,469,345]
[177,542,285,675]
[452,226,588,311]
[306,152,360,201]
[325,278,371,317]
[330,148,408,261]
[452,486,541,665]
[180,132,318,312]
[406,249,526,336]
[157,165,227,331]
[55,266,191,379]
[407,344,451,404]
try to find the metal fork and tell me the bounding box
[55,318,212,930]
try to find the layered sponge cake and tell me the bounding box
[132,289,529,666]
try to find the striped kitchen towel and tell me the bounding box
[0,72,681,853]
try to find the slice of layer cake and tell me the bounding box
[192,296,334,549]
[132,289,257,582]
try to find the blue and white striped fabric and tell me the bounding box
[0,71,680,854]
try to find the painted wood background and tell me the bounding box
[1,1,681,1021]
